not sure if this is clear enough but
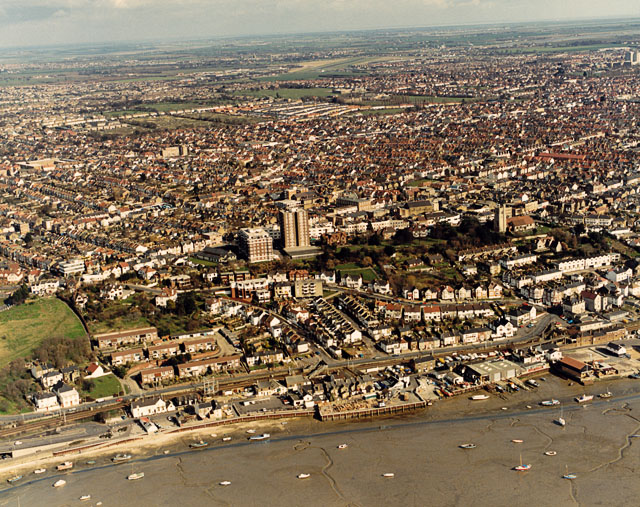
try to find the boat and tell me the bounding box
[7,475,22,484]
[459,443,477,449]
[599,392,612,399]
[163,450,170,455]
[190,440,209,448]
[127,472,144,480]
[513,454,531,472]
[544,451,557,456]
[575,394,593,403]
[470,394,489,401]
[57,461,73,471]
[86,460,96,465]
[337,444,348,449]
[541,399,560,406]
[222,437,232,442]
[80,495,91,501]
[246,429,256,434]
[556,417,566,427]
[249,433,270,441]
[511,439,524,443]
[382,473,395,478]
[34,468,46,474]
[112,453,132,463]
[563,465,576,480]
[219,481,231,486]
[297,473,311,479]
[53,479,66,488]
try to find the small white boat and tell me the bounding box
[249,433,270,441]
[337,444,348,449]
[382,473,395,478]
[541,399,560,406]
[14,441,22,446]
[112,453,132,463]
[575,394,593,403]
[556,417,566,427]
[513,454,531,472]
[246,429,256,434]
[53,479,66,488]
[459,443,476,449]
[127,472,144,481]
[222,437,232,442]
[33,468,46,474]
[297,473,310,479]
[512,439,524,443]
[210,434,217,437]
[163,450,170,455]
[470,394,489,401]
[544,451,557,456]
[219,481,231,486]
[599,392,612,399]
[80,495,91,501]
[56,461,73,471]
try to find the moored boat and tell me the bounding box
[53,479,66,488]
[127,472,144,480]
[249,433,270,441]
[297,473,310,479]
[34,468,46,474]
[541,399,560,406]
[112,453,132,463]
[459,443,476,449]
[56,461,73,471]
[575,394,593,403]
[556,417,566,427]
[80,495,91,501]
[7,475,22,484]
[563,465,576,479]
[599,392,612,399]
[246,429,256,434]
[222,437,232,442]
[382,473,395,478]
[219,481,231,486]
[337,444,348,449]
[470,394,489,401]
[514,454,530,471]
[190,440,209,448]
[511,439,524,443]
[544,451,557,456]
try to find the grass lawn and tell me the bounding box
[233,87,336,99]
[189,256,217,267]
[338,267,378,282]
[84,374,122,400]
[0,298,86,369]
[88,315,151,334]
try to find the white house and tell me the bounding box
[56,384,80,408]
[33,392,60,411]
[130,396,175,418]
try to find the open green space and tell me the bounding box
[336,265,378,282]
[88,314,151,334]
[83,374,122,400]
[233,87,336,99]
[0,298,86,369]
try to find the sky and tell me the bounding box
[0,0,639,48]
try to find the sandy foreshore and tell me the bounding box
[2,376,640,506]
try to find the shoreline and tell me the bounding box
[2,375,640,488]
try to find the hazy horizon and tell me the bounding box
[0,0,639,50]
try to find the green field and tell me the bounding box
[88,314,151,334]
[84,374,122,400]
[233,87,337,99]
[0,298,86,369]
[336,264,378,282]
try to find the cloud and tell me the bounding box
[0,0,637,47]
